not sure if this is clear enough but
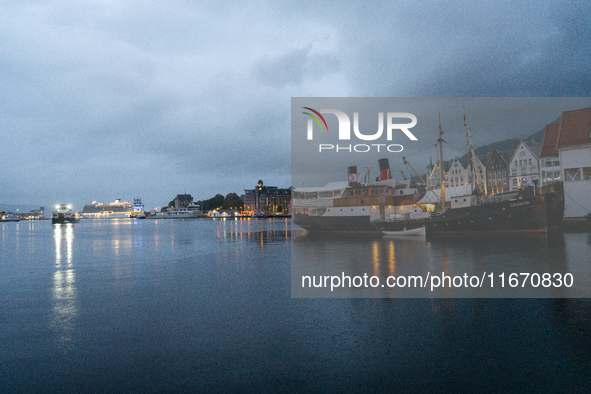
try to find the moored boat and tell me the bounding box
[51,203,81,224]
[424,183,564,237]
[150,203,202,219]
[292,158,430,235]
[422,109,564,238]
[382,226,426,237]
[1,212,20,222]
[129,197,145,218]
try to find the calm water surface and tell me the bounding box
[1,219,590,392]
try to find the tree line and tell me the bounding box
[196,193,244,212]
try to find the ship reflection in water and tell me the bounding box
[291,230,591,298]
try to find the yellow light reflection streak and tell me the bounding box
[372,241,380,278]
[388,241,396,277]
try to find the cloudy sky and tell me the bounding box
[1,1,590,210]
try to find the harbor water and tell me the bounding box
[1,219,591,392]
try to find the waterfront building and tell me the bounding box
[173,194,193,209]
[556,107,591,218]
[26,207,45,220]
[244,180,291,215]
[443,155,486,191]
[508,141,541,191]
[426,159,451,189]
[539,123,561,186]
[446,158,467,188]
[485,149,509,195]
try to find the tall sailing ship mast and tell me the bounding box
[437,114,446,212]
[463,107,487,196]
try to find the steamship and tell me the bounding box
[292,158,431,235]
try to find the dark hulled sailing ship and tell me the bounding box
[423,109,564,237]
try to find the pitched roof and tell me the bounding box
[526,141,541,159]
[508,140,540,163]
[540,123,560,158]
[485,149,508,167]
[556,107,591,149]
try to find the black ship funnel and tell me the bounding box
[378,158,391,181]
[348,166,358,187]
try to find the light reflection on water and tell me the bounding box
[292,231,591,298]
[52,224,77,352]
[0,220,590,392]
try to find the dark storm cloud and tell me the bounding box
[0,0,589,210]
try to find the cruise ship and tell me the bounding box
[82,199,132,218]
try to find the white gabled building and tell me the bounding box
[426,159,451,189]
[445,155,487,193]
[508,141,540,191]
[446,158,467,188]
[555,107,591,218]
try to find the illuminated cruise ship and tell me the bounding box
[82,199,132,218]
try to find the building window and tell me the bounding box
[583,167,591,180]
[564,168,581,182]
[521,168,526,175]
[512,179,517,186]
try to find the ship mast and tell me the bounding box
[463,107,487,196]
[437,114,446,213]
[363,166,373,185]
[403,157,442,203]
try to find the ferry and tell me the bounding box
[51,203,81,224]
[0,212,20,222]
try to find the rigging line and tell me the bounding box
[442,140,469,157]
[404,143,437,158]
[467,128,498,146]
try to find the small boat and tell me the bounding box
[51,203,80,224]
[1,212,20,222]
[382,226,426,237]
